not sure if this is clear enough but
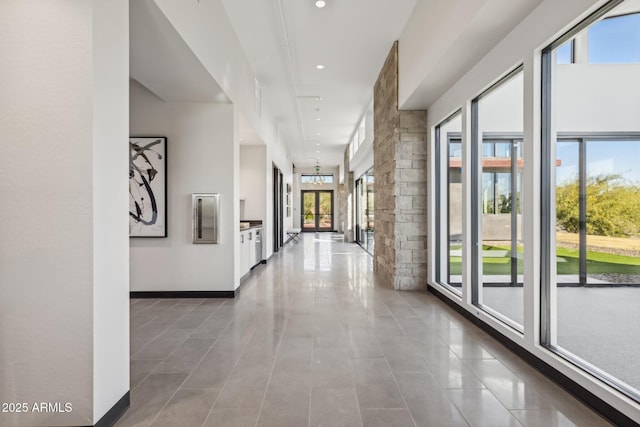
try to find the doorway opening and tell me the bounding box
[273,165,284,252]
[301,190,334,232]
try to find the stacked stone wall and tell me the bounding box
[373,42,428,290]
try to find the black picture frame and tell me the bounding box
[129,136,168,237]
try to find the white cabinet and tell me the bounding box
[248,230,256,268]
[240,230,250,276]
[240,228,260,278]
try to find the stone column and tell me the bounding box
[373,42,428,290]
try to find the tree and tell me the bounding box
[556,174,640,237]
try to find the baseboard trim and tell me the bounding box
[427,285,638,427]
[94,391,129,427]
[130,291,235,298]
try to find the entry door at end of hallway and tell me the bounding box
[301,190,333,231]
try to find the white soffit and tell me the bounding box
[130,0,229,103]
[399,0,544,110]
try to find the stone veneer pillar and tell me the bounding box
[373,41,428,290]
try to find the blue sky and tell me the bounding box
[589,13,640,63]
[557,12,640,64]
[557,140,640,184]
[555,12,640,185]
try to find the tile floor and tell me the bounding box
[117,233,613,427]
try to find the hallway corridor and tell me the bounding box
[118,234,612,427]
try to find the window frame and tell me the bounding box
[470,65,525,332]
[434,110,463,297]
[541,0,640,402]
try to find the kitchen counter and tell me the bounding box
[240,220,263,230]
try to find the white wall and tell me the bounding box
[424,0,640,420]
[349,102,375,177]
[0,1,129,425]
[267,145,294,258]
[556,64,640,132]
[240,145,267,221]
[458,65,640,134]
[130,81,237,292]
[477,72,524,134]
[151,0,293,261]
[92,0,130,423]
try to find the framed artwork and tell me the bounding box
[129,137,167,237]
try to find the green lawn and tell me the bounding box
[556,247,640,275]
[448,245,640,276]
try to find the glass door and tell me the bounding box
[365,169,375,254]
[355,178,365,244]
[301,190,333,232]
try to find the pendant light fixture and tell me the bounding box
[312,161,325,185]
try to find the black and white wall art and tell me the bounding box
[129,137,167,237]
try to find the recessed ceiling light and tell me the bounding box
[316,150,320,153]
[316,96,322,101]
[317,132,321,135]
[315,118,321,121]
[315,1,326,8]
[316,64,325,70]
[316,142,321,145]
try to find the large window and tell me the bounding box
[588,12,640,63]
[472,67,524,330]
[435,111,462,295]
[355,168,375,254]
[301,174,334,184]
[542,0,640,401]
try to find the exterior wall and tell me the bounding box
[373,42,429,290]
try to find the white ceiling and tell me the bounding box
[131,0,547,170]
[221,0,417,168]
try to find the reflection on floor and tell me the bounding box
[118,233,613,427]
[481,286,640,393]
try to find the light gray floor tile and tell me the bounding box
[258,372,311,427]
[170,309,214,330]
[361,408,416,427]
[394,372,469,427]
[121,234,624,427]
[310,387,362,427]
[510,408,613,427]
[463,359,553,410]
[155,337,215,373]
[115,373,187,427]
[181,349,238,390]
[130,359,162,389]
[149,388,218,427]
[132,328,191,360]
[215,364,272,408]
[350,358,405,409]
[448,389,522,427]
[420,347,486,389]
[203,408,259,427]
